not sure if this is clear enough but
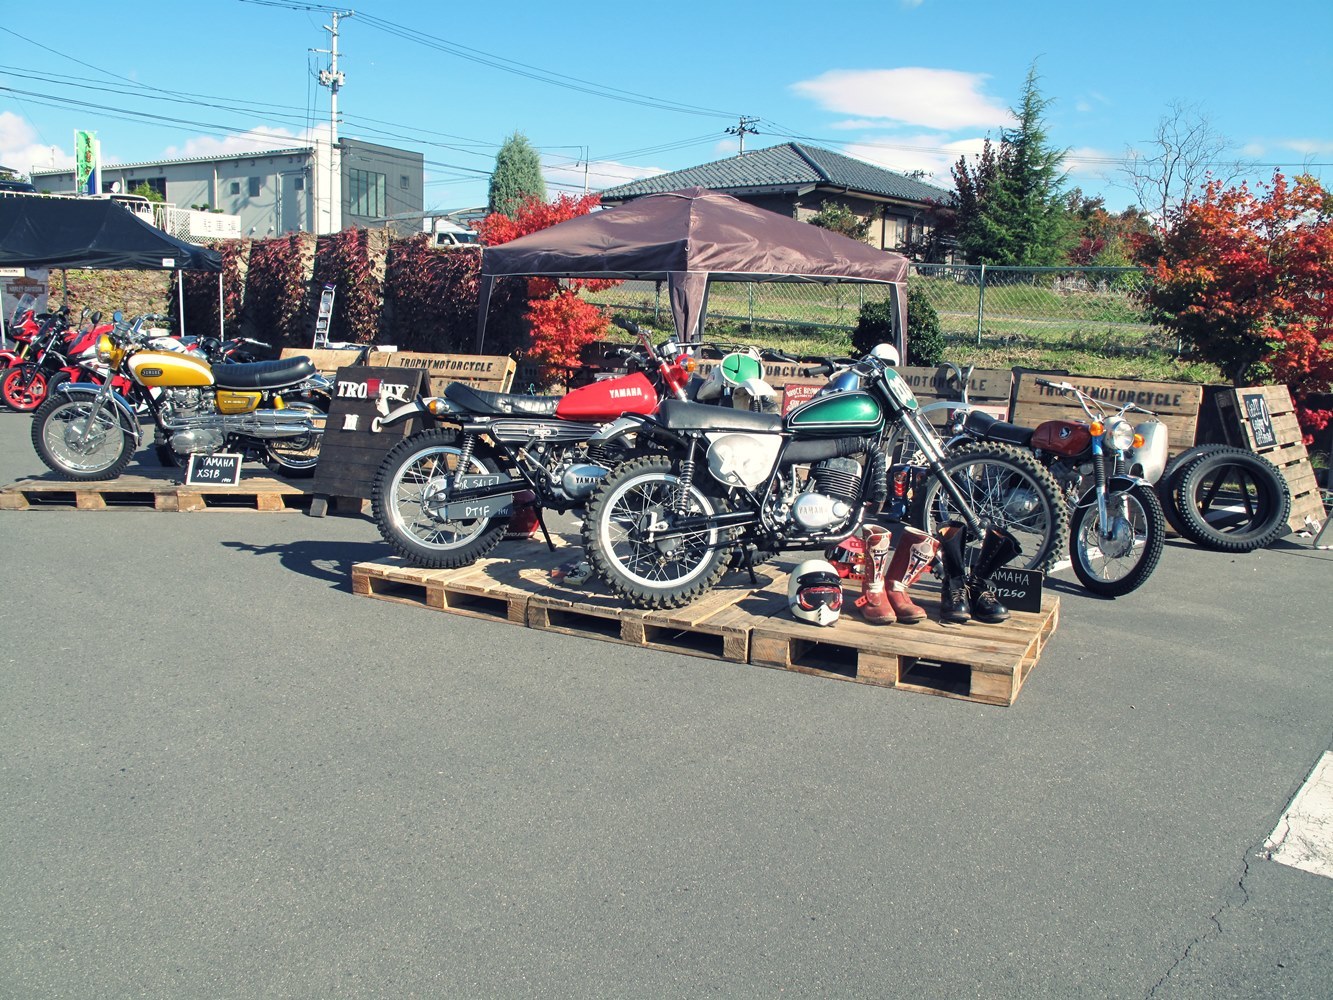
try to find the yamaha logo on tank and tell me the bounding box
[141,367,163,377]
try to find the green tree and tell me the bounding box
[129,182,164,203]
[807,200,871,241]
[487,132,546,218]
[951,63,1068,265]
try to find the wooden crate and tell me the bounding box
[1011,373,1204,460]
[0,472,312,512]
[1215,383,1324,533]
[349,544,1060,706]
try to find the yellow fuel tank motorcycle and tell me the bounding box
[29,316,330,481]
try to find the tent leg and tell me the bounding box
[218,272,224,338]
[177,270,185,336]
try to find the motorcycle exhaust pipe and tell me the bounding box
[163,410,324,440]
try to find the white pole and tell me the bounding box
[177,270,185,336]
[217,272,224,337]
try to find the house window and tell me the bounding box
[248,177,261,197]
[349,168,386,218]
[400,175,409,189]
[230,181,240,196]
[294,176,305,191]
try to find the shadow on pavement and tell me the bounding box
[221,537,390,591]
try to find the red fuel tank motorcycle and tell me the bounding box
[369,319,709,569]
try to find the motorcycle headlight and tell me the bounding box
[1104,417,1135,451]
[96,333,116,364]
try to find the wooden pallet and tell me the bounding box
[351,543,1060,706]
[0,472,314,512]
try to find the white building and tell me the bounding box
[31,138,424,238]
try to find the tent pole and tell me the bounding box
[177,270,185,336]
[217,272,224,338]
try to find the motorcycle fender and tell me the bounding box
[588,413,651,448]
[374,398,437,430]
[1075,474,1149,506]
[50,382,141,445]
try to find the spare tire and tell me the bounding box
[1156,444,1232,536]
[1173,446,1291,552]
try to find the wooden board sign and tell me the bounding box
[186,452,243,486]
[282,348,515,395]
[311,365,430,502]
[1215,383,1324,534]
[982,565,1044,614]
[897,366,1013,423]
[1011,373,1204,460]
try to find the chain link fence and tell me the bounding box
[583,265,1173,357]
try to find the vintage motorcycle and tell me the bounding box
[369,319,706,569]
[940,377,1169,596]
[29,315,331,481]
[580,345,1066,610]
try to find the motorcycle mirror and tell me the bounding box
[113,310,123,323]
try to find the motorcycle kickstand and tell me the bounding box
[533,507,557,552]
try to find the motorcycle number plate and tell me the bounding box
[883,370,918,410]
[440,474,514,520]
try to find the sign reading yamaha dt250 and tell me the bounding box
[982,565,1044,614]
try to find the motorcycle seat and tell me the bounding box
[962,408,1035,447]
[657,398,783,433]
[213,357,317,389]
[445,381,561,416]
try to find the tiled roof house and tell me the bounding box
[598,142,953,253]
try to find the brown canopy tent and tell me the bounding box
[476,187,909,354]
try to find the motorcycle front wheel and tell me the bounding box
[582,454,732,610]
[910,442,1068,572]
[2,364,50,411]
[31,395,134,480]
[371,428,511,569]
[1069,484,1166,597]
[262,395,330,478]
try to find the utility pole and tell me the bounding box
[725,116,760,156]
[316,10,353,233]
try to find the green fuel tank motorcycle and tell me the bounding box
[582,345,1066,610]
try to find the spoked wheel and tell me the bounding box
[910,442,1068,571]
[371,429,511,569]
[1172,446,1291,552]
[30,394,134,480]
[583,454,732,609]
[2,364,50,411]
[263,396,329,478]
[1069,484,1166,597]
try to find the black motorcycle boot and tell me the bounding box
[966,527,1023,624]
[935,521,972,624]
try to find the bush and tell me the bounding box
[851,289,943,365]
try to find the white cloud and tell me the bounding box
[791,68,1012,131]
[0,112,71,175]
[841,135,988,186]
[544,156,667,194]
[161,126,316,159]
[1279,138,1333,156]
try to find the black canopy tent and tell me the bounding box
[0,196,223,338]
[476,187,910,355]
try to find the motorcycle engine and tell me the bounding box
[161,387,225,454]
[791,457,862,531]
[560,462,610,500]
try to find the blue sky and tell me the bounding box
[2,0,1329,216]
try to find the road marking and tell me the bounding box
[1264,751,1333,880]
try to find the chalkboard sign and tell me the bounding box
[1240,391,1277,448]
[186,452,243,486]
[980,565,1044,614]
[311,365,431,503]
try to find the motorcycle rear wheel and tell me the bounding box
[909,442,1067,572]
[2,364,50,411]
[31,395,134,480]
[371,428,511,569]
[582,454,732,610]
[262,395,330,478]
[1069,483,1166,597]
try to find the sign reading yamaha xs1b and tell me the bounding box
[312,365,430,502]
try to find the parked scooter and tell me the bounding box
[29,315,331,480]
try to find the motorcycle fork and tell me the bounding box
[75,376,123,448]
[898,411,985,536]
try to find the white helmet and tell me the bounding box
[787,559,844,627]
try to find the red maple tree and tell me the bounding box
[477,193,617,376]
[1137,172,1333,442]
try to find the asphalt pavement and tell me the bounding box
[1,410,1330,999]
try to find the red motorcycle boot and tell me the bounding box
[882,525,940,624]
[853,525,896,625]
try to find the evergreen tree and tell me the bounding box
[488,132,546,217]
[951,64,1068,265]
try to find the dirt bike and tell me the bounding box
[369,318,710,569]
[29,315,331,481]
[943,377,1170,596]
[580,345,1066,610]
